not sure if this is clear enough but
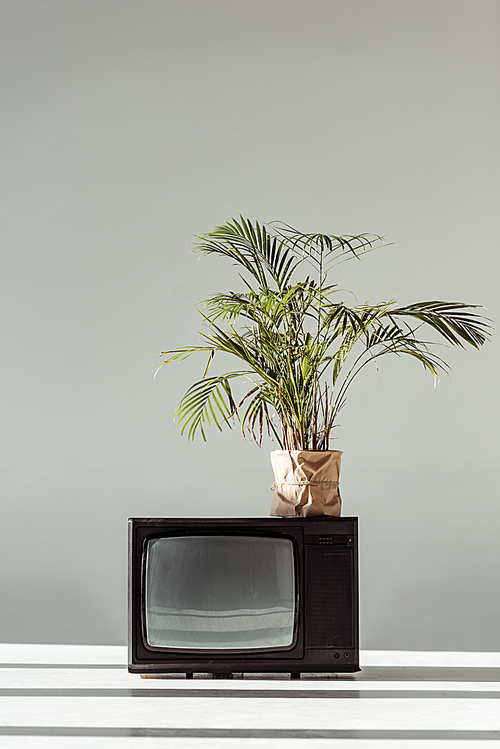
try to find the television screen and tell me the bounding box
[145,535,296,650]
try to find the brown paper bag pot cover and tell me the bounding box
[270,450,342,517]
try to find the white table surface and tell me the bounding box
[0,645,499,748]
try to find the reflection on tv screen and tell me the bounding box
[145,535,296,649]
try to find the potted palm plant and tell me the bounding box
[158,216,490,516]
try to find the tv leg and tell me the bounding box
[290,673,301,680]
[185,673,193,679]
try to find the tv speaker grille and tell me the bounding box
[305,549,353,649]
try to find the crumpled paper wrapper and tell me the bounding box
[270,449,342,517]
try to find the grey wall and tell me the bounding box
[1,0,499,650]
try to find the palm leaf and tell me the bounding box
[389,301,492,349]
[175,372,247,441]
[194,216,301,289]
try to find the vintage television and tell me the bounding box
[128,517,359,677]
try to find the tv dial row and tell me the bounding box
[305,535,354,545]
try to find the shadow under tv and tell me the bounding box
[128,516,359,677]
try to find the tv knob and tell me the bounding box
[334,652,340,658]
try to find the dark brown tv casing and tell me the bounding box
[128,517,359,676]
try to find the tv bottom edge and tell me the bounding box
[129,662,360,675]
[131,668,361,675]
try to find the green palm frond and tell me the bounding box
[175,372,247,441]
[239,388,282,446]
[389,301,491,349]
[194,215,300,289]
[268,221,387,270]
